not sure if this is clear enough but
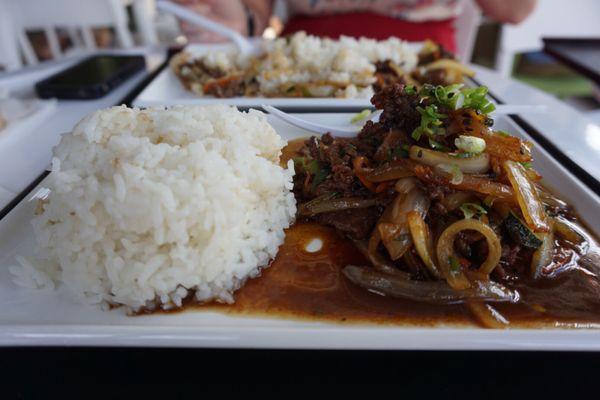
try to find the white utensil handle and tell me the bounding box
[262,105,360,136]
[156,0,254,55]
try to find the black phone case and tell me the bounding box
[35,55,146,100]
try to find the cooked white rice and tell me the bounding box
[257,32,418,97]
[10,105,296,311]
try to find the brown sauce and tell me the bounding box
[156,139,600,328]
[190,222,600,328]
[204,222,473,326]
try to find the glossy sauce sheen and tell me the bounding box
[198,222,600,328]
[206,222,473,325]
[187,139,600,328]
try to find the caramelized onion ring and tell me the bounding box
[436,219,502,289]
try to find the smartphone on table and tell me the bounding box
[35,55,146,100]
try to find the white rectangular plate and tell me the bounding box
[1,113,600,349]
[132,42,421,110]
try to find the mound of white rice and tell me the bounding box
[11,105,296,310]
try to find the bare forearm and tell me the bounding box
[243,0,273,36]
[475,0,537,24]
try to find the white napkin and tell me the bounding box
[0,97,57,134]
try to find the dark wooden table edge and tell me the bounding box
[543,37,600,86]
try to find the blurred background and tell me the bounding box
[0,0,599,123]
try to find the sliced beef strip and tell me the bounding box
[313,207,379,240]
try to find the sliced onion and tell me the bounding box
[366,159,416,182]
[298,197,378,217]
[392,187,430,220]
[378,223,412,261]
[553,217,589,250]
[554,218,582,244]
[438,163,464,185]
[531,229,554,279]
[410,146,490,174]
[413,164,515,203]
[368,196,395,256]
[424,59,476,77]
[388,61,406,78]
[352,240,410,278]
[407,211,442,279]
[451,173,514,200]
[477,131,532,163]
[503,160,549,232]
[379,188,430,260]
[353,156,376,191]
[342,265,518,304]
[394,177,417,194]
[436,219,502,289]
[440,191,476,212]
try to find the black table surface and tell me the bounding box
[543,38,600,85]
[2,348,600,395]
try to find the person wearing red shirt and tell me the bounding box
[174,0,537,53]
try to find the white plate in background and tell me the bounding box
[0,112,599,349]
[132,42,422,110]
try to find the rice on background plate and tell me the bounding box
[10,105,296,311]
[172,31,418,98]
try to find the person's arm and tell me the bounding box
[244,0,273,36]
[475,0,537,24]
[173,0,272,42]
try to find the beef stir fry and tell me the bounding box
[170,51,260,98]
[172,39,473,98]
[291,83,598,328]
[374,40,474,91]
